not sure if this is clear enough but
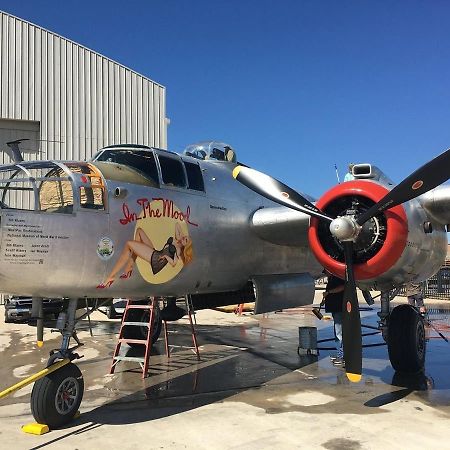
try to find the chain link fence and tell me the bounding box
[317,267,450,301]
[395,267,450,300]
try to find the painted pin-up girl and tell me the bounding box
[97,222,193,288]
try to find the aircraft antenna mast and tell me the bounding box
[334,164,341,184]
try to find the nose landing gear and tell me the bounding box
[31,362,84,429]
[30,298,85,429]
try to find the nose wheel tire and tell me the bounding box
[387,304,426,373]
[31,362,84,429]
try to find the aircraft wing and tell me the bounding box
[421,185,450,226]
[251,206,310,246]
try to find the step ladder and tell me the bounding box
[162,295,200,360]
[110,297,158,379]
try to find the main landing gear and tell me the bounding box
[378,291,426,373]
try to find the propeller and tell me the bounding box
[341,241,362,382]
[232,166,333,222]
[356,148,450,226]
[233,149,450,382]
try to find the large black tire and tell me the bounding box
[387,304,426,373]
[122,304,162,347]
[31,362,84,429]
[4,310,12,323]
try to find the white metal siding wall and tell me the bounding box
[0,11,167,164]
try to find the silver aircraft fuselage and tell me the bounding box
[0,148,321,300]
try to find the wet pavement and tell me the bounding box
[0,293,450,449]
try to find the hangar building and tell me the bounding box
[0,10,167,164]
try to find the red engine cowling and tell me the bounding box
[308,180,409,281]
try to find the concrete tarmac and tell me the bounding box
[0,293,450,449]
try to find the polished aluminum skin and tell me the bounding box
[0,148,447,307]
[0,147,322,312]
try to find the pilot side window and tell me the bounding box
[184,161,205,191]
[158,156,186,188]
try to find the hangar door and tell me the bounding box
[0,118,40,164]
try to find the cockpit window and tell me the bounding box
[158,155,187,188]
[0,162,106,214]
[183,141,237,162]
[184,161,204,191]
[69,164,105,210]
[39,167,74,213]
[94,149,159,185]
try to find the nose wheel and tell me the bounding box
[31,362,84,429]
[29,298,85,429]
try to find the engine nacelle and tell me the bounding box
[189,273,315,314]
[308,180,447,291]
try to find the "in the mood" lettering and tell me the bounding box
[120,197,198,227]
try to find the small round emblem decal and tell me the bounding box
[412,180,423,190]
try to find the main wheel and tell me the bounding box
[122,303,162,347]
[387,305,425,373]
[31,362,84,429]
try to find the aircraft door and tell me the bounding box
[70,165,111,292]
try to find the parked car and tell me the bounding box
[99,298,127,319]
[4,296,64,323]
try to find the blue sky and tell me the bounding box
[1,0,450,198]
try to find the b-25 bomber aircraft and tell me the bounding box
[0,140,449,428]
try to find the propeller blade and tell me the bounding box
[342,241,362,382]
[233,166,333,222]
[356,148,450,226]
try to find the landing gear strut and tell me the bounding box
[30,298,84,429]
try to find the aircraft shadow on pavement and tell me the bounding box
[29,344,309,449]
[27,316,450,449]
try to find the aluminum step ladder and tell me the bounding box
[109,297,158,379]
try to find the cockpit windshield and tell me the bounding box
[93,149,159,185]
[183,141,237,163]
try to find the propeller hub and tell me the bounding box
[329,216,360,241]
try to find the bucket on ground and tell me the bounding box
[298,326,318,356]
